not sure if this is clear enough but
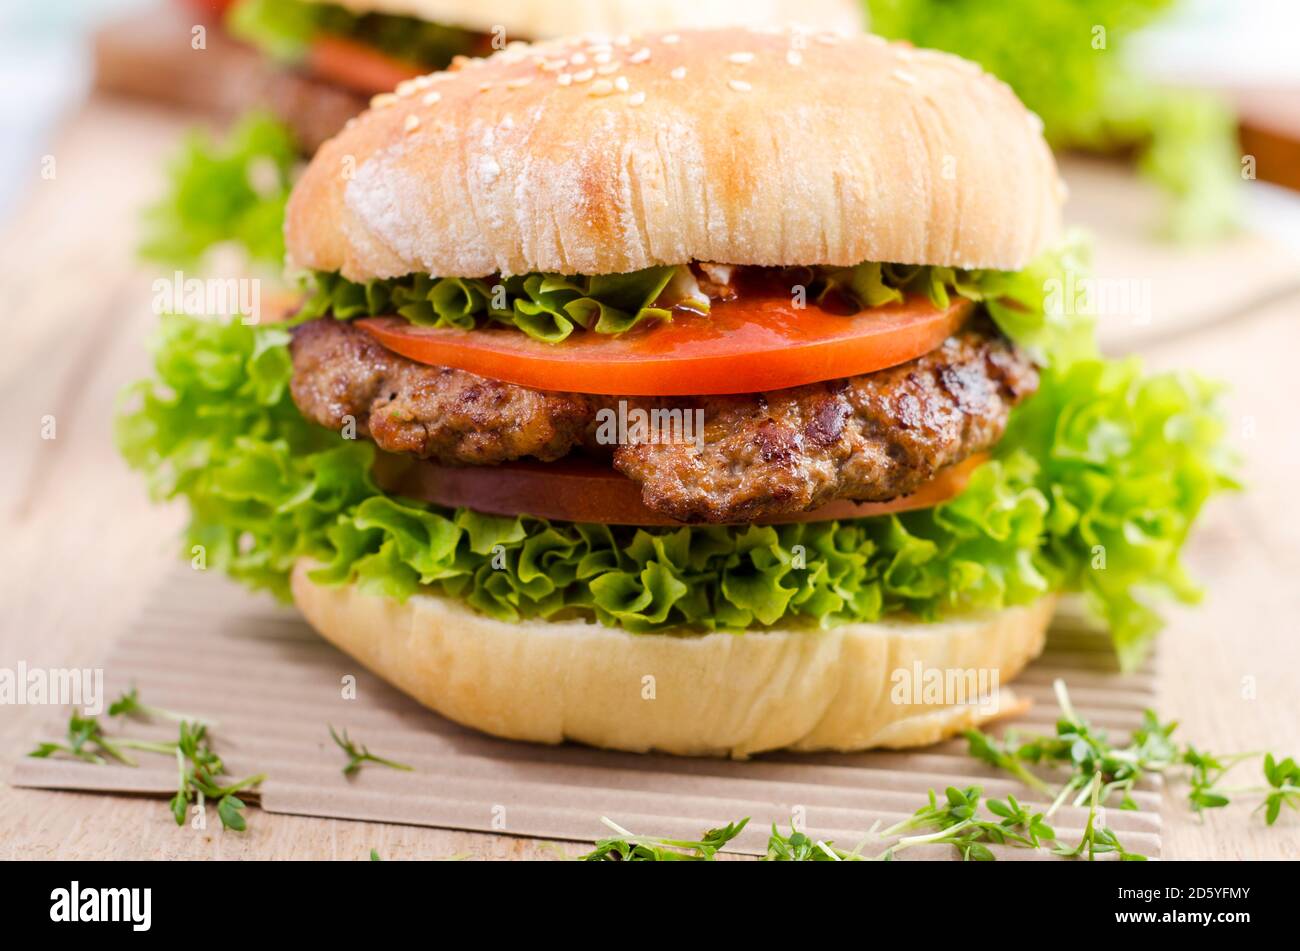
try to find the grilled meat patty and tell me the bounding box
[288,317,1037,522]
[615,327,1037,522]
[289,318,596,465]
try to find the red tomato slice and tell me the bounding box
[372,452,989,526]
[358,295,973,396]
[184,0,235,19]
[306,35,424,97]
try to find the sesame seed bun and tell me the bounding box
[286,28,1063,280]
[291,561,1053,756]
[308,0,865,39]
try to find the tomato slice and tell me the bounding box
[358,295,972,396]
[306,35,424,97]
[372,452,989,526]
[186,0,236,19]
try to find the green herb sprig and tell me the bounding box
[28,711,172,767]
[169,721,266,831]
[330,726,414,777]
[1050,773,1146,861]
[109,685,213,727]
[583,680,1293,862]
[870,786,1064,862]
[582,818,749,861]
[29,693,264,832]
[965,679,1296,826]
[584,787,1069,863]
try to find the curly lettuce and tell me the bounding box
[139,112,297,270]
[227,0,482,68]
[865,0,1241,242]
[823,234,1095,368]
[304,237,1093,361]
[116,307,1235,668]
[301,266,683,343]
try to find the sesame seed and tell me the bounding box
[589,78,614,97]
[395,79,418,96]
[371,92,398,109]
[478,81,493,92]
[662,34,680,44]
[573,68,595,82]
[614,75,630,92]
[506,76,533,89]
[629,47,651,64]
[422,91,442,105]
[593,51,612,64]
[540,58,566,71]
[728,79,752,92]
[1027,111,1044,133]
[628,91,646,106]
[557,72,573,86]
[570,52,587,65]
[895,47,915,61]
[404,114,420,132]
[614,34,631,47]
[670,66,687,80]
[786,49,803,66]
[728,51,754,64]
[892,69,918,85]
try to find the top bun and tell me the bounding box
[309,0,865,38]
[286,29,1064,280]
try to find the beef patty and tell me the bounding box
[289,317,596,465]
[288,317,1037,522]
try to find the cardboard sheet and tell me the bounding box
[11,570,1163,858]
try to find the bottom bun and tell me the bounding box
[291,561,1054,757]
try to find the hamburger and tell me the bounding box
[120,29,1235,757]
[224,0,866,150]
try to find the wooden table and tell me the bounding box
[1,97,1297,860]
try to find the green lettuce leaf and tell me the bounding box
[226,0,320,62]
[304,239,1093,367]
[818,234,1095,368]
[227,0,481,68]
[865,0,1240,241]
[303,266,682,343]
[139,112,297,269]
[116,310,1235,668]
[1001,358,1239,667]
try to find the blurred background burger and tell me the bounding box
[91,0,864,272]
